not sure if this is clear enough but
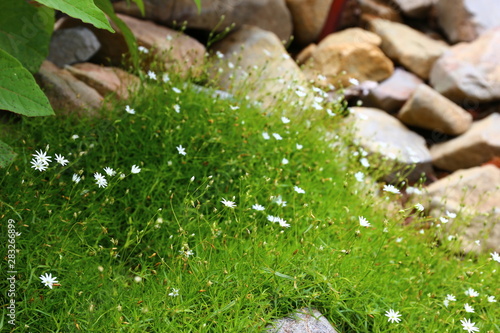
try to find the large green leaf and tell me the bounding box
[35,0,114,32]
[131,0,145,16]
[0,49,54,117]
[0,140,17,169]
[95,0,139,69]
[194,0,202,13]
[0,0,54,73]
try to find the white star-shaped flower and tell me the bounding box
[40,273,58,289]
[221,198,236,208]
[358,216,371,227]
[384,309,401,323]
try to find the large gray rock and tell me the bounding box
[368,18,449,79]
[114,0,293,42]
[363,67,423,113]
[397,84,472,135]
[210,25,310,110]
[266,308,338,333]
[302,28,394,87]
[35,60,103,116]
[47,27,100,67]
[435,0,500,43]
[348,107,433,181]
[430,113,500,171]
[417,165,500,253]
[286,0,334,45]
[429,27,500,103]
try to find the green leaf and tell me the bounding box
[0,140,17,168]
[193,0,202,13]
[95,0,139,69]
[0,0,54,73]
[35,0,114,32]
[131,0,145,16]
[0,49,54,117]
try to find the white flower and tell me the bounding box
[440,217,449,224]
[179,249,194,258]
[119,173,126,179]
[162,73,170,82]
[173,104,181,113]
[147,70,157,80]
[464,303,475,313]
[294,186,305,194]
[176,145,187,156]
[475,240,481,246]
[383,184,400,194]
[71,134,79,140]
[360,158,370,168]
[32,150,52,165]
[40,273,58,289]
[54,154,69,166]
[354,172,364,182]
[267,215,279,223]
[358,216,371,227]
[443,299,449,307]
[490,251,500,263]
[72,173,81,183]
[414,203,424,212]
[281,116,290,124]
[221,198,236,208]
[326,109,336,117]
[272,133,283,140]
[281,158,289,165]
[396,237,403,243]
[252,204,265,211]
[278,218,290,228]
[465,288,479,297]
[312,102,323,110]
[131,165,141,174]
[295,89,307,98]
[384,309,401,323]
[94,172,108,188]
[487,295,497,302]
[406,186,422,195]
[103,167,116,176]
[273,195,287,207]
[125,105,135,114]
[262,132,270,140]
[138,45,149,53]
[216,51,224,59]
[168,288,179,297]
[445,294,456,301]
[172,87,181,94]
[296,143,303,150]
[446,210,457,218]
[228,62,234,69]
[229,105,239,110]
[460,318,479,333]
[349,78,359,86]
[30,159,48,172]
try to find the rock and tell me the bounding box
[358,0,402,22]
[66,63,140,100]
[348,107,433,181]
[286,0,334,45]
[210,25,310,109]
[368,18,449,79]
[417,165,500,253]
[303,28,393,87]
[47,27,101,67]
[363,67,423,113]
[35,60,103,116]
[397,84,472,135]
[113,0,293,42]
[57,15,205,77]
[296,43,317,65]
[430,113,500,171]
[266,308,339,333]
[429,28,500,104]
[435,0,500,43]
[392,0,437,18]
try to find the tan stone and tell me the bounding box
[417,165,500,253]
[398,84,472,135]
[211,25,309,110]
[286,0,334,45]
[114,0,293,42]
[303,29,393,87]
[66,63,140,100]
[369,19,449,79]
[436,0,500,43]
[296,43,317,66]
[359,0,402,22]
[430,113,500,171]
[430,28,500,103]
[35,60,103,116]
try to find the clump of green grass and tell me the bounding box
[0,65,498,332]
